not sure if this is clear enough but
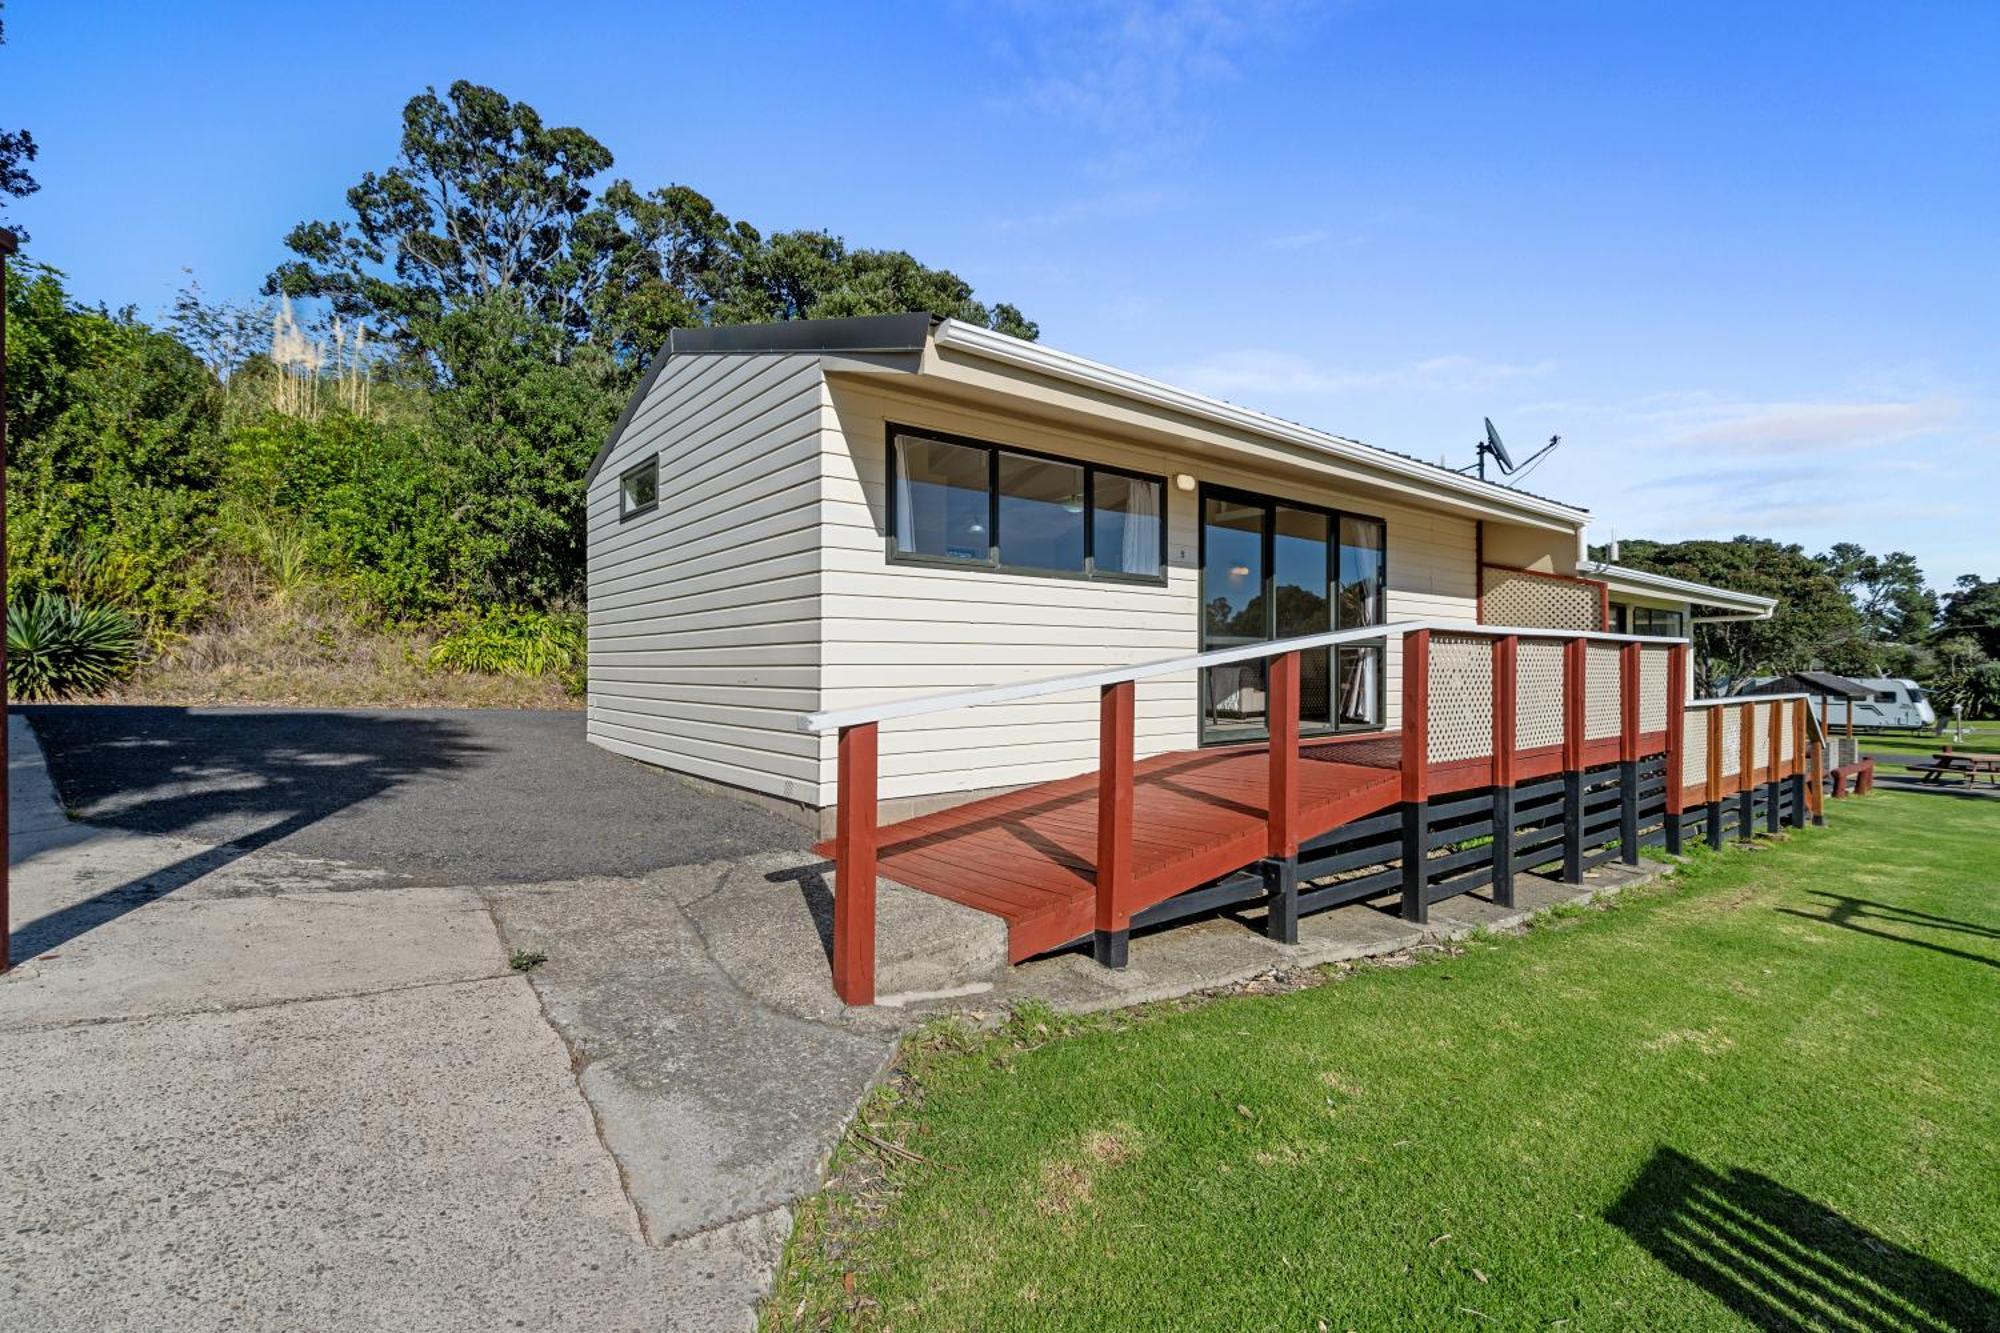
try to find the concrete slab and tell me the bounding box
[0,977,697,1331]
[484,866,902,1243]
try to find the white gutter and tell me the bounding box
[932,319,1593,531]
[1581,560,1777,619]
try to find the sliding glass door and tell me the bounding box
[1200,486,1386,743]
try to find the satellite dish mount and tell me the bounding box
[1471,418,1559,482]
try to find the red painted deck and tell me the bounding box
[818,737,1404,961]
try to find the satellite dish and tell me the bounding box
[1467,419,1560,482]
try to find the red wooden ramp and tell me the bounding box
[817,738,1403,961]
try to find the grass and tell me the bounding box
[767,794,2000,1330]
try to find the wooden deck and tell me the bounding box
[818,737,1404,961]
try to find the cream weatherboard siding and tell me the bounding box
[813,378,1480,804]
[586,351,828,805]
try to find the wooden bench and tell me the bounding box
[1828,757,1875,797]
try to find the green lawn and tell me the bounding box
[769,794,2000,1330]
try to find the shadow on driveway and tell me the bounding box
[21,705,809,889]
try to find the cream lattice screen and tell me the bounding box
[1516,640,1566,749]
[1752,702,1771,771]
[1720,706,1742,777]
[1681,709,1709,788]
[1426,634,1494,764]
[1480,566,1604,632]
[1639,647,1670,732]
[1585,643,1623,740]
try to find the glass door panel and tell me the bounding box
[1202,495,1268,737]
[1274,506,1333,728]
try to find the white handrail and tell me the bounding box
[799,617,1692,734]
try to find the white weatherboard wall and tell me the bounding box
[816,378,1485,805]
[586,351,828,805]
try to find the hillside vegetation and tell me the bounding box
[4,81,1034,704]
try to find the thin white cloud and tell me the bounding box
[1168,349,1559,398]
[988,0,1322,151]
[1658,396,1964,454]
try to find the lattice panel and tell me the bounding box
[1585,642,1624,740]
[1753,701,1771,770]
[1639,647,1670,732]
[1780,702,1796,762]
[1480,567,1604,632]
[1516,640,1566,749]
[1682,710,1709,788]
[1720,705,1742,776]
[1427,634,1494,765]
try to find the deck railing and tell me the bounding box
[801,620,1821,1005]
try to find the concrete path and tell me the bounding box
[0,715,898,1330]
[2,705,1680,1329]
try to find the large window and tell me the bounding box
[887,427,1166,582]
[1614,605,1686,638]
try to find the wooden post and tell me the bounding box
[832,723,879,1007]
[1663,645,1689,855]
[1490,636,1518,908]
[1094,680,1136,968]
[1264,651,1301,943]
[1399,630,1431,923]
[1706,705,1725,849]
[1560,637,1587,883]
[1737,702,1756,841]
[1765,700,1783,833]
[1,229,15,975]
[1618,642,1641,865]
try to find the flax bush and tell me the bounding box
[6,594,145,700]
[427,609,585,691]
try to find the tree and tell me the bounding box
[1820,542,1935,643]
[1613,536,1875,690]
[0,3,39,237]
[1939,575,2000,658]
[269,82,1038,376]
[267,81,618,363]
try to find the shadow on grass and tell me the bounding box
[1607,1148,1998,1331]
[14,706,487,959]
[1777,892,1999,972]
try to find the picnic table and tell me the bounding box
[1908,752,2000,787]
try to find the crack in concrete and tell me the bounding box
[0,970,518,1035]
[476,892,659,1249]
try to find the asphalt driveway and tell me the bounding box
[21,705,809,884]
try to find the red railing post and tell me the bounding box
[1490,635,1519,906]
[1737,702,1757,839]
[1398,630,1431,921]
[1705,704,1725,848]
[1617,641,1642,862]
[832,722,878,1006]
[1664,645,1689,817]
[1560,637,1587,881]
[1267,651,1301,858]
[1094,680,1136,968]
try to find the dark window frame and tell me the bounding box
[883,423,1169,586]
[618,455,660,522]
[1196,481,1389,742]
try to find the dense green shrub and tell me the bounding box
[5,261,224,629]
[6,594,145,700]
[428,608,585,685]
[224,412,469,619]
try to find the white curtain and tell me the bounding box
[1121,478,1161,575]
[1341,648,1379,723]
[1345,517,1384,624]
[893,439,916,549]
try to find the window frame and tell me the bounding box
[1195,481,1389,740]
[617,455,660,522]
[883,423,1169,586]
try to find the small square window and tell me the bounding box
[620,457,659,520]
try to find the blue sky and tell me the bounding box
[10,1,1996,585]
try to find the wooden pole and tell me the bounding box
[1266,651,1301,859]
[832,723,879,1006]
[1094,680,1136,968]
[1490,636,1518,907]
[1399,630,1431,922]
[1663,645,1689,854]
[1560,638,1587,882]
[1617,642,1641,864]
